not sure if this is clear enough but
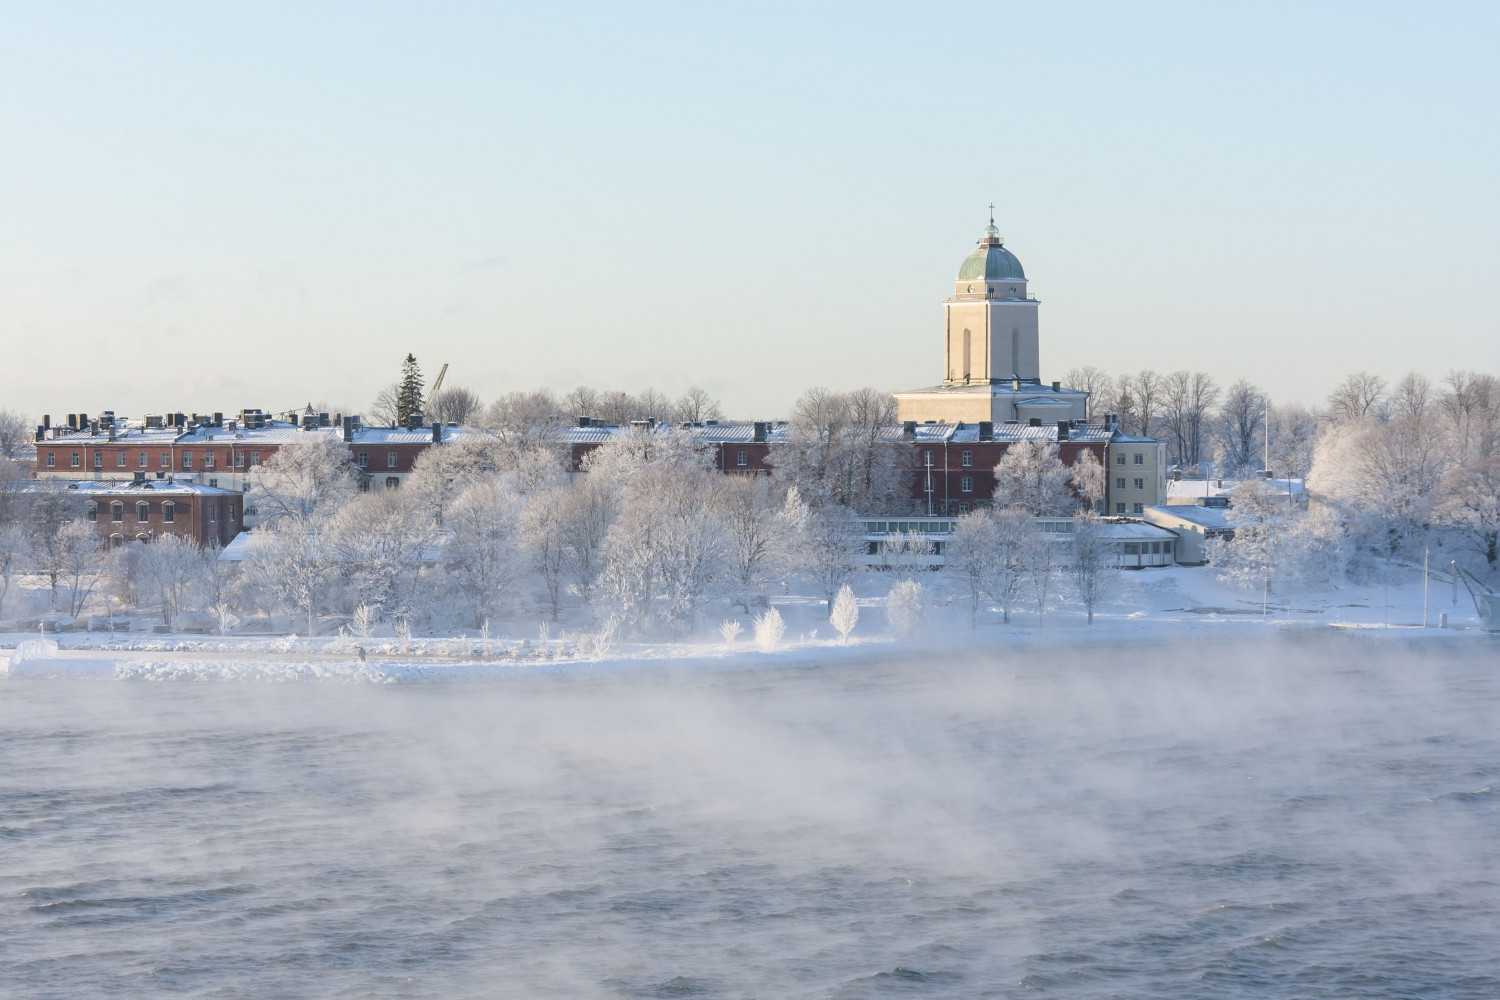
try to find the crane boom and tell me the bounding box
[426,363,449,407]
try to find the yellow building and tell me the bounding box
[895,217,1089,425]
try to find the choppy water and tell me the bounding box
[2,635,1498,999]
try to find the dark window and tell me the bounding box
[46,452,55,467]
[1116,477,1125,489]
[94,452,102,469]
[136,502,150,521]
[116,451,126,468]
[1116,454,1126,466]
[70,452,79,468]
[183,452,193,469]
[1115,502,1126,514]
[1123,542,1139,555]
[386,476,400,489]
[138,451,148,468]
[1133,503,1144,514]
[961,450,972,467]
[736,450,747,467]
[111,502,123,523]
[87,503,97,521]
[161,451,170,468]
[162,503,175,524]
[357,452,368,469]
[387,451,397,469]
[1134,478,1144,490]
[250,452,260,466]
[960,476,973,493]
[205,452,215,469]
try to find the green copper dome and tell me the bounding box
[957,219,1025,281]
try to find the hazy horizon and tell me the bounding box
[2,2,1497,421]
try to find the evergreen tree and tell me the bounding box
[396,354,425,426]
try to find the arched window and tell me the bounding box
[110,502,123,523]
[136,501,150,522]
[135,533,150,543]
[87,503,98,522]
[109,533,125,548]
[162,502,175,524]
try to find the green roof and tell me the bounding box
[958,245,1026,282]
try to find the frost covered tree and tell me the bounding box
[1020,528,1061,627]
[130,533,204,625]
[768,386,907,513]
[945,510,996,626]
[1268,403,1319,481]
[395,353,425,426]
[671,386,724,424]
[884,578,926,637]
[56,519,105,618]
[0,409,30,459]
[1310,415,1449,555]
[1208,480,1348,591]
[1326,372,1387,424]
[1440,371,1499,463]
[1069,515,1118,625]
[242,515,334,636]
[249,436,359,524]
[878,529,936,576]
[1070,449,1107,514]
[328,487,439,614]
[719,476,789,612]
[1214,379,1268,477]
[443,480,522,628]
[406,434,499,525]
[520,484,569,620]
[992,440,1076,515]
[0,522,31,615]
[481,390,569,468]
[1433,457,1500,568]
[791,499,866,613]
[830,583,859,643]
[427,385,483,426]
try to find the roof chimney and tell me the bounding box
[753,421,767,442]
[978,421,993,442]
[43,414,51,430]
[408,412,424,430]
[1057,420,1070,442]
[1051,381,1060,392]
[432,422,442,444]
[1028,417,1041,427]
[902,420,917,441]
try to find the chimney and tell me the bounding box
[1057,420,1070,442]
[432,422,442,444]
[1051,381,1060,392]
[133,471,145,483]
[108,423,116,442]
[213,412,223,426]
[978,420,993,441]
[43,414,51,430]
[342,415,355,440]
[67,414,77,430]
[902,420,916,441]
[319,412,330,427]
[752,421,767,442]
[35,426,44,443]
[1028,417,1042,427]
[408,412,424,430]
[577,415,592,428]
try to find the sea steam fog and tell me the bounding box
[3,635,1498,998]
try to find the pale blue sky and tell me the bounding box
[2,2,1496,421]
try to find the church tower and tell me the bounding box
[894,214,1088,426]
[943,215,1040,385]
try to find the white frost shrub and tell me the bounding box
[719,620,743,646]
[753,607,786,652]
[885,579,926,637]
[830,584,859,644]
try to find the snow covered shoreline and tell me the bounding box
[5,615,1492,684]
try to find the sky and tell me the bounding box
[1,1,1497,423]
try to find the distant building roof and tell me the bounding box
[1143,504,1233,530]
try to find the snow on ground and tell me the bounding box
[4,565,1493,683]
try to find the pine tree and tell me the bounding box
[395,354,424,426]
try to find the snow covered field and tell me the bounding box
[6,566,1492,683]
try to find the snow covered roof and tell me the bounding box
[1166,477,1304,501]
[1093,521,1179,540]
[1143,504,1232,530]
[2,478,240,497]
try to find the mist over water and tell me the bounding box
[3,636,1498,999]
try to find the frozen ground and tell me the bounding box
[4,566,1493,682]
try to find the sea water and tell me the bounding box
[2,635,1497,998]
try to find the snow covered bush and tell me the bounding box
[830,584,859,644]
[753,607,786,652]
[719,620,743,646]
[884,579,926,637]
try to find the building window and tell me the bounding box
[209,505,216,523]
[1124,542,1139,555]
[250,452,260,466]
[46,452,55,468]
[961,476,973,493]
[736,450,748,467]
[228,504,236,522]
[235,452,245,468]
[183,452,193,469]
[205,452,215,469]
[136,502,150,522]
[70,452,80,468]
[138,451,148,468]
[1115,502,1126,514]
[961,450,972,467]
[386,476,400,489]
[111,502,123,523]
[923,451,933,467]
[357,452,368,469]
[162,502,175,524]
[208,478,218,488]
[958,502,970,514]
[87,503,97,521]
[387,451,398,469]
[1134,503,1144,514]
[1134,454,1144,465]
[1133,478,1144,490]
[1116,477,1126,490]
[117,451,127,468]
[358,479,369,493]
[94,452,102,469]
[161,452,170,468]
[1116,454,1126,466]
